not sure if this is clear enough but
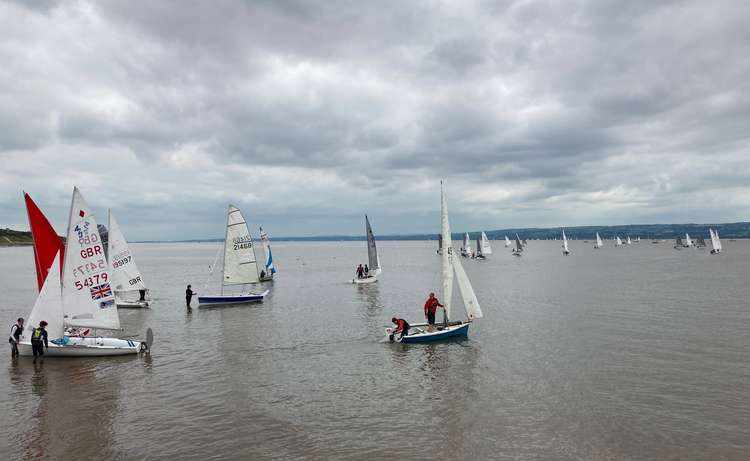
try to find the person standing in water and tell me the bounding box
[186,284,197,308]
[30,320,48,364]
[355,264,364,279]
[9,317,23,358]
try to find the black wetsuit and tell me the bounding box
[186,288,195,307]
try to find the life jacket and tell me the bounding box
[396,319,409,331]
[31,328,44,341]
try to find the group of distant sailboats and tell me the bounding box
[673,230,722,254]
[459,232,492,259]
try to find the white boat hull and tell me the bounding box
[352,275,378,284]
[117,300,150,308]
[18,337,141,357]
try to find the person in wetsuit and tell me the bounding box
[31,320,48,364]
[390,317,410,341]
[9,317,23,358]
[186,284,197,308]
[424,292,444,331]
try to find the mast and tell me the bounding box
[222,204,230,295]
[441,181,453,321]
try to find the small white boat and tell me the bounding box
[18,190,150,357]
[480,232,492,256]
[562,229,570,255]
[352,214,382,284]
[460,232,471,257]
[504,235,512,248]
[684,233,694,248]
[108,211,150,308]
[385,181,482,343]
[198,204,268,307]
[594,232,604,249]
[512,234,523,256]
[626,236,632,245]
[615,236,623,247]
[258,227,277,281]
[709,228,722,254]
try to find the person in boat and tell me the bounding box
[31,320,48,364]
[390,317,410,341]
[260,269,266,279]
[356,264,364,279]
[9,317,23,358]
[424,292,444,331]
[186,284,197,308]
[139,289,146,302]
[364,264,369,277]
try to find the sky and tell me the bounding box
[1,0,749,240]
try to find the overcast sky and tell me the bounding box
[1,0,749,240]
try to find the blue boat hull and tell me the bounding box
[399,323,470,343]
[198,291,267,307]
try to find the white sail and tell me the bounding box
[23,250,64,341]
[62,188,120,330]
[452,257,482,320]
[595,233,603,248]
[616,236,623,246]
[259,227,276,275]
[504,235,511,247]
[562,229,569,253]
[108,211,147,299]
[514,234,523,252]
[462,232,470,253]
[441,181,453,321]
[685,233,693,247]
[365,215,381,275]
[710,228,722,252]
[480,232,492,255]
[223,205,260,285]
[626,236,632,245]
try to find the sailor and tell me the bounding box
[139,289,146,301]
[260,270,266,279]
[390,317,410,341]
[356,264,364,279]
[9,317,23,358]
[186,284,197,308]
[364,264,369,277]
[30,320,48,364]
[423,292,444,331]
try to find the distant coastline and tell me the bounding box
[0,228,33,246]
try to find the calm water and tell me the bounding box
[1,240,749,460]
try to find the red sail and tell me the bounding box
[24,193,65,291]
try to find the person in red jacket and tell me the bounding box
[424,292,444,330]
[390,317,410,341]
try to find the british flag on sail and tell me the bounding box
[90,283,112,300]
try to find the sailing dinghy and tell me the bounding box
[19,190,151,357]
[684,233,694,248]
[709,228,722,254]
[594,232,603,249]
[108,211,150,308]
[615,236,623,247]
[461,232,471,257]
[512,234,523,256]
[352,215,382,284]
[258,227,276,281]
[674,236,684,249]
[562,229,570,255]
[198,205,269,307]
[385,181,482,343]
[504,235,512,248]
[626,236,632,245]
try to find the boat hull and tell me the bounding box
[18,337,141,357]
[117,300,150,308]
[198,290,269,307]
[386,322,470,343]
[352,276,378,284]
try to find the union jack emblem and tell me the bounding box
[90,283,112,300]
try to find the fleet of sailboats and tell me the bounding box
[352,215,382,284]
[198,205,269,307]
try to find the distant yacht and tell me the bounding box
[674,236,684,249]
[695,235,706,249]
[512,234,523,256]
[615,236,623,247]
[461,232,471,258]
[709,228,722,254]
[626,236,632,245]
[684,233,694,248]
[594,232,604,249]
[562,229,570,255]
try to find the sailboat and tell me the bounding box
[562,229,570,255]
[19,190,150,357]
[460,232,471,257]
[504,235,511,248]
[615,236,623,247]
[512,234,523,256]
[695,235,706,249]
[258,227,276,281]
[594,232,603,249]
[709,228,722,254]
[198,205,269,307]
[385,181,482,343]
[108,211,149,308]
[674,236,684,249]
[684,233,694,248]
[626,236,632,245]
[352,215,382,284]
[480,232,492,255]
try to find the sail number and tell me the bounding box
[73,260,106,277]
[112,256,132,268]
[74,273,108,290]
[232,236,253,250]
[129,276,142,286]
[80,245,103,259]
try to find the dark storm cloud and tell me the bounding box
[1,0,749,238]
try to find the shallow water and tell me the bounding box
[1,240,749,460]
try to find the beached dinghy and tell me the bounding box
[18,190,150,357]
[108,211,150,308]
[258,227,276,281]
[198,205,268,307]
[352,215,382,284]
[385,181,482,343]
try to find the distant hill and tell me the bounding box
[0,228,33,246]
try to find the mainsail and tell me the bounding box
[23,250,64,342]
[514,234,523,252]
[684,233,693,247]
[595,233,603,248]
[108,211,147,298]
[616,236,623,246]
[62,188,120,330]
[365,214,381,275]
[710,229,722,252]
[562,229,569,253]
[441,181,454,321]
[480,232,492,255]
[505,235,511,247]
[223,205,260,286]
[462,233,470,253]
[24,192,65,291]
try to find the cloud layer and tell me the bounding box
[2,0,749,239]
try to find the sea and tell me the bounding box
[1,240,749,460]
